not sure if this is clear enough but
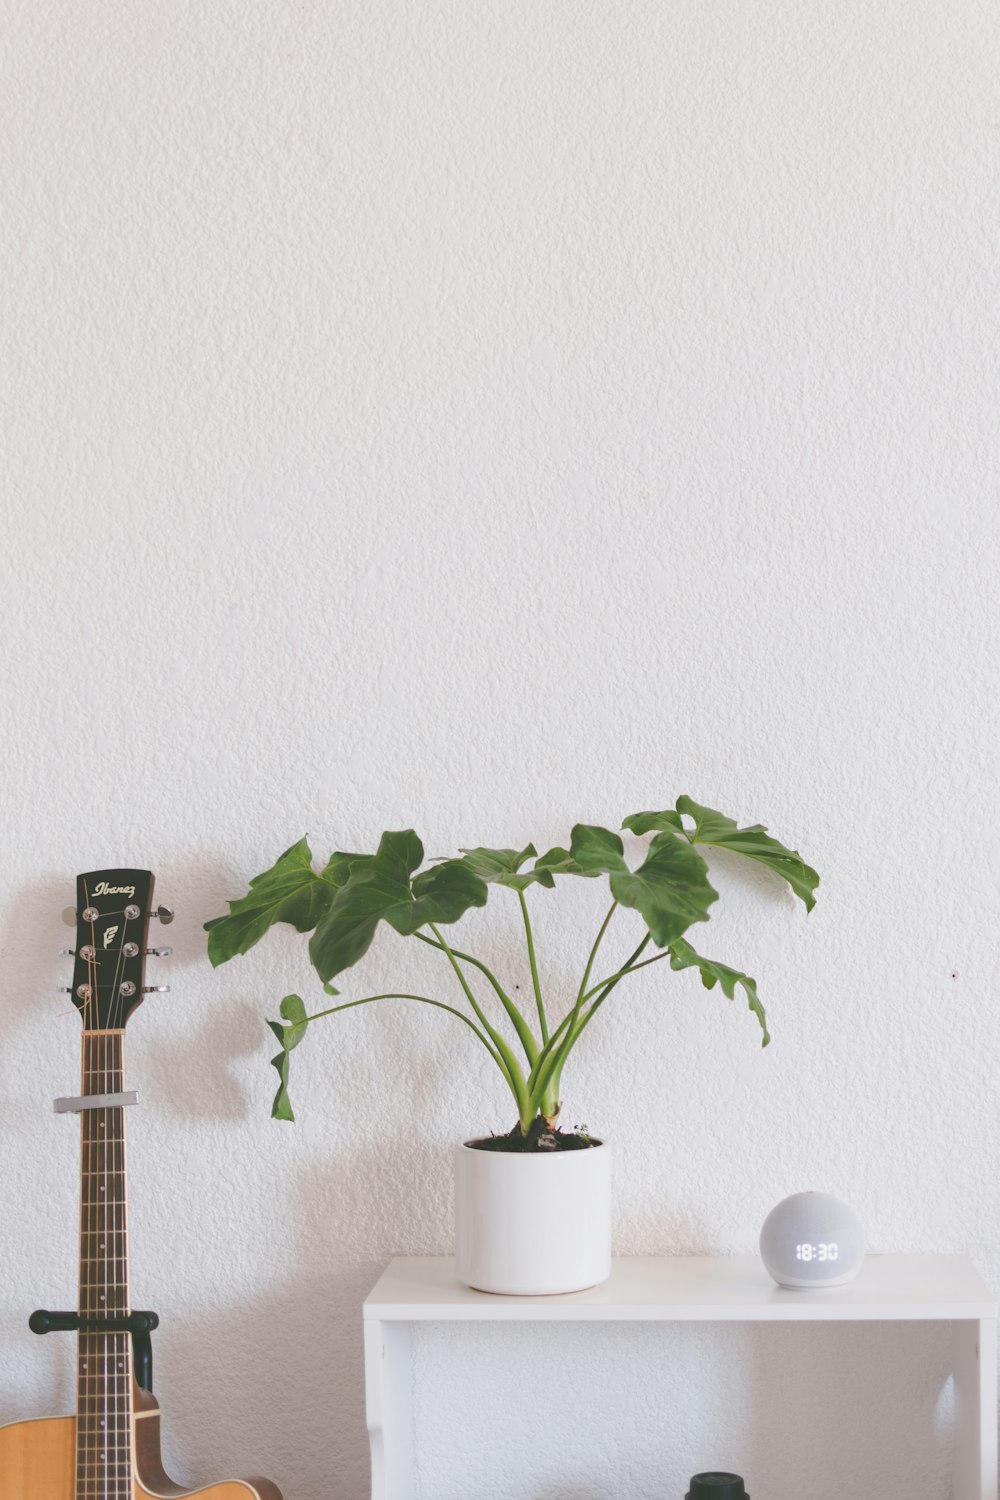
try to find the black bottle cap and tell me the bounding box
[686,1475,748,1500]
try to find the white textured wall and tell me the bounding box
[2,3,999,1497]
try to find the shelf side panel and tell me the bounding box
[365,1318,415,1500]
[952,1318,998,1500]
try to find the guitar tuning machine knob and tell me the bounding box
[61,907,77,928]
[58,987,72,994]
[142,985,171,994]
[152,905,175,925]
[59,949,75,957]
[145,947,172,958]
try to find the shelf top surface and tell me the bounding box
[364,1255,996,1322]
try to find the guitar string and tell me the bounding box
[90,1036,109,1496]
[103,1028,125,1492]
[112,895,141,1496]
[106,901,129,1032]
[103,1034,127,1499]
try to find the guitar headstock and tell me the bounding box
[66,870,171,1031]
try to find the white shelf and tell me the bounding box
[363,1254,998,1500]
[364,1252,996,1322]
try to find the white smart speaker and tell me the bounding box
[759,1191,866,1289]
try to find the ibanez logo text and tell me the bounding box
[92,881,136,898]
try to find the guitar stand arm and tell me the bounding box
[29,1307,160,1392]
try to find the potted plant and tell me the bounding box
[205,796,818,1295]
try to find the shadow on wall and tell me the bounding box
[741,1319,954,1500]
[154,1140,453,1500]
[409,1316,954,1500]
[152,1264,377,1500]
[150,994,269,1123]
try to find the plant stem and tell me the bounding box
[566,939,670,1048]
[526,931,655,1115]
[413,931,539,1066]
[428,922,531,1122]
[303,992,510,1082]
[577,901,619,1006]
[518,890,548,1044]
[527,901,619,1115]
[580,936,661,1004]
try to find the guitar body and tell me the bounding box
[0,1397,281,1499]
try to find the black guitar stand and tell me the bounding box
[29,1307,160,1392]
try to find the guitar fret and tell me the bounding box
[76,1029,133,1493]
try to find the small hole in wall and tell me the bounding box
[951,972,959,979]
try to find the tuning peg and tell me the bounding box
[152,905,175,925]
[142,985,170,994]
[61,907,76,927]
[60,949,75,957]
[58,987,72,994]
[145,946,172,957]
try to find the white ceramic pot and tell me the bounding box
[454,1139,611,1295]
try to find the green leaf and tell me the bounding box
[269,1047,295,1120]
[535,825,629,879]
[621,810,686,837]
[455,844,543,891]
[266,993,310,1120]
[371,829,424,885]
[530,825,716,945]
[308,870,407,982]
[278,992,309,1049]
[308,831,489,984]
[566,824,630,874]
[400,860,491,931]
[204,838,346,966]
[675,796,819,912]
[321,850,374,889]
[609,832,718,945]
[668,937,770,1046]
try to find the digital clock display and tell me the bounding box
[795,1242,839,1262]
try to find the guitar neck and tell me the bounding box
[77,1029,133,1498]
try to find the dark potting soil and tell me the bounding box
[466,1116,602,1153]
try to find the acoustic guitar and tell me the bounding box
[0,868,283,1500]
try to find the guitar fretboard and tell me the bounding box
[76,1030,132,1499]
